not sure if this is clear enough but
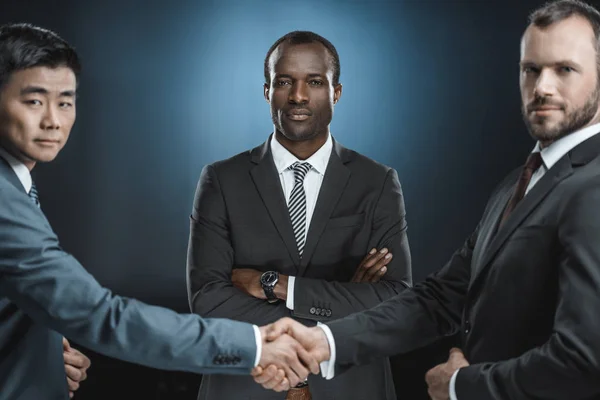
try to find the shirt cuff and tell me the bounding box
[286,276,296,310]
[316,322,336,379]
[449,369,459,400]
[252,325,262,367]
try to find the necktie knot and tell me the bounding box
[289,162,312,183]
[524,152,543,173]
[28,182,40,207]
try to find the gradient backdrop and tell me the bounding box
[3,0,552,398]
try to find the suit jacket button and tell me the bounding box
[464,320,471,334]
[325,310,332,317]
[320,309,326,316]
[309,307,316,315]
[315,307,321,315]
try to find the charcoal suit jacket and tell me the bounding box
[327,131,600,399]
[187,135,412,399]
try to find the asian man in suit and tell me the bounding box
[187,31,412,399]
[256,1,600,399]
[0,23,317,400]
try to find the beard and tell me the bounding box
[522,85,600,145]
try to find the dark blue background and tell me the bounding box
[3,0,548,398]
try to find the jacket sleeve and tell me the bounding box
[326,224,476,374]
[187,165,292,326]
[0,184,257,375]
[291,169,412,322]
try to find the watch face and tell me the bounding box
[261,271,278,286]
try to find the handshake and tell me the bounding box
[253,318,331,392]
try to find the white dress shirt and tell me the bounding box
[318,123,600,391]
[0,147,273,366]
[269,133,333,310]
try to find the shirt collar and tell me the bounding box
[270,133,333,175]
[532,122,600,170]
[0,146,32,193]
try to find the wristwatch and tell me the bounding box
[260,271,279,303]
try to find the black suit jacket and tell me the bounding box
[327,132,600,399]
[187,136,412,399]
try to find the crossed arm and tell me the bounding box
[187,166,411,325]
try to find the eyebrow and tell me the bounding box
[20,86,76,97]
[275,73,326,79]
[520,60,583,69]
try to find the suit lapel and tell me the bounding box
[470,155,574,290]
[249,138,301,268]
[299,140,351,275]
[470,177,515,276]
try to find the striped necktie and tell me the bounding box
[287,162,312,257]
[29,182,40,207]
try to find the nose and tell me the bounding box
[534,69,558,98]
[41,104,61,130]
[288,81,309,104]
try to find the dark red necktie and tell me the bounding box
[500,152,543,227]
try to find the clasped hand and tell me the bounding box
[253,318,331,392]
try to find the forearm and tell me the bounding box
[326,229,475,370]
[190,280,291,326]
[291,277,409,321]
[1,252,257,375]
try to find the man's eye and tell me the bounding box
[559,66,574,73]
[276,80,291,86]
[25,99,42,106]
[523,67,539,74]
[309,80,323,86]
[59,102,73,109]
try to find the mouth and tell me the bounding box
[530,106,563,116]
[35,139,60,146]
[286,109,312,121]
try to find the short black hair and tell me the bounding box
[264,31,340,86]
[0,23,81,89]
[529,0,600,66]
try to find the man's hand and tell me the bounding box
[257,325,319,390]
[63,337,91,398]
[253,318,330,391]
[425,348,469,400]
[351,248,393,283]
[231,269,289,301]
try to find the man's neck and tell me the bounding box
[274,131,329,160]
[0,143,35,171]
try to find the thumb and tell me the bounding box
[449,347,469,366]
[265,318,293,341]
[62,337,71,351]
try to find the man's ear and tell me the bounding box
[264,83,270,103]
[333,83,342,104]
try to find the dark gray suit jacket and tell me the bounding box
[187,136,412,399]
[0,156,258,400]
[327,132,600,399]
